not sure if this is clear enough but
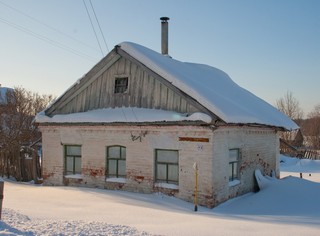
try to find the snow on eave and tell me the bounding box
[224,122,292,132]
[35,107,213,125]
[118,42,298,131]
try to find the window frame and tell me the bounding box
[229,148,240,182]
[155,149,179,185]
[64,145,82,175]
[114,76,129,94]
[106,145,126,178]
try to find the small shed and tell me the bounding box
[36,40,297,208]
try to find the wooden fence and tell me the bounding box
[20,147,42,183]
[0,146,41,182]
[280,139,320,160]
[301,149,320,160]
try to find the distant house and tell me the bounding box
[0,86,13,105]
[36,21,297,208]
[0,86,14,147]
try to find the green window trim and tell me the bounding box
[106,145,126,178]
[64,145,82,175]
[155,149,179,185]
[229,148,240,181]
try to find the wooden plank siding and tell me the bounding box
[46,46,219,123]
[45,49,121,115]
[117,48,217,118]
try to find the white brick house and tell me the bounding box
[36,42,297,208]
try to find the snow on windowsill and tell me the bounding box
[64,174,83,179]
[154,182,179,190]
[229,179,240,187]
[106,177,126,183]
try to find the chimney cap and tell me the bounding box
[160,17,170,22]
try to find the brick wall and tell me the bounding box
[40,124,278,208]
[211,126,279,206]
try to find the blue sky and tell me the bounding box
[0,0,319,115]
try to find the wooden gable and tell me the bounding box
[46,46,218,122]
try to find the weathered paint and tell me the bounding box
[40,124,278,208]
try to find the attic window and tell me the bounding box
[114,77,128,94]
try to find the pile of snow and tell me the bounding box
[280,154,320,182]
[35,107,212,124]
[214,175,320,220]
[254,169,276,190]
[280,155,320,173]
[1,155,320,235]
[1,208,151,236]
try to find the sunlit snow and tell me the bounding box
[35,108,212,123]
[119,42,298,130]
[1,155,320,235]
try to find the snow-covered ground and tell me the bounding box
[1,155,320,235]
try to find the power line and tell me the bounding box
[89,0,109,53]
[83,0,104,57]
[0,17,97,62]
[0,0,100,54]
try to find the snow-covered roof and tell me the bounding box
[118,42,298,130]
[37,42,298,130]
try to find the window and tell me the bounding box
[114,77,128,93]
[229,149,240,181]
[106,146,126,178]
[155,149,179,184]
[64,145,81,175]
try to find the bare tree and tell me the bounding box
[308,104,320,119]
[0,86,54,180]
[276,91,304,146]
[305,104,320,149]
[276,91,304,120]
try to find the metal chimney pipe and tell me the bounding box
[160,17,170,55]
